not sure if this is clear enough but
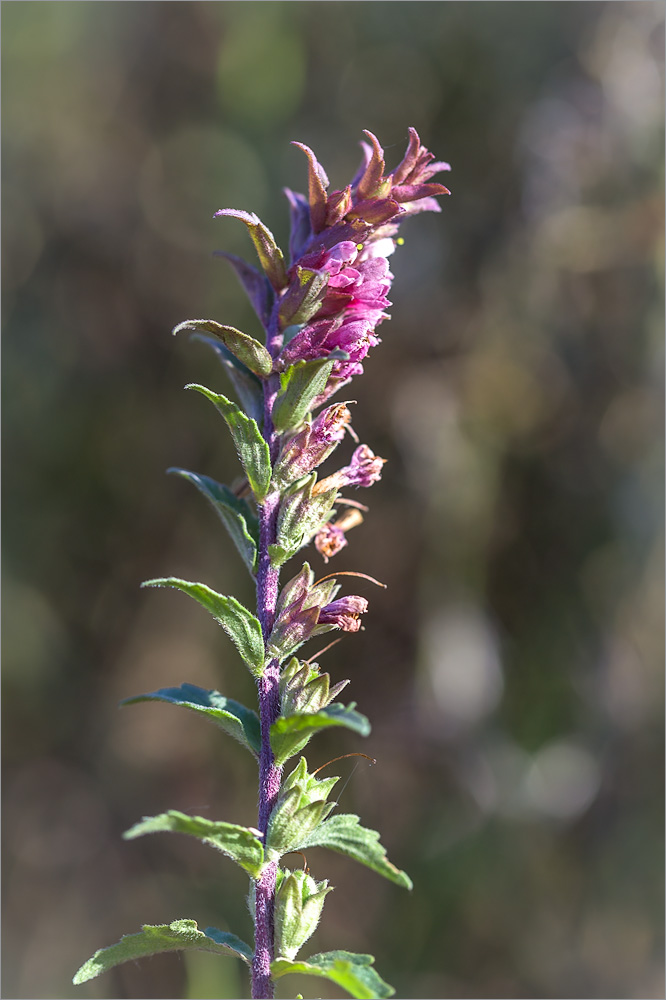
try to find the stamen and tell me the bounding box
[306,637,343,663]
[312,753,377,776]
[283,850,310,874]
[336,498,369,512]
[315,570,387,588]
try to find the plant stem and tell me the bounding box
[252,368,283,1000]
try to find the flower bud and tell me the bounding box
[274,869,332,960]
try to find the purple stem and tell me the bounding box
[252,311,284,999]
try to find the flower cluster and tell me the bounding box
[263,128,450,404]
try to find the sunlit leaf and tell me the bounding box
[272,950,394,1000]
[124,811,265,878]
[141,578,264,676]
[73,919,252,985]
[297,814,412,889]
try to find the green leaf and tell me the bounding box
[141,578,265,677]
[272,357,336,433]
[120,683,260,756]
[186,383,271,502]
[215,208,287,291]
[124,811,265,878]
[297,814,413,890]
[191,333,264,425]
[168,469,258,576]
[73,919,253,984]
[272,950,394,1000]
[174,319,273,378]
[271,704,371,766]
[202,927,254,963]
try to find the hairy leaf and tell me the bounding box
[186,383,271,501]
[272,950,394,1000]
[271,704,371,765]
[168,469,258,576]
[124,811,265,878]
[191,333,264,425]
[73,919,253,984]
[141,578,264,676]
[215,208,287,291]
[297,814,412,889]
[174,319,272,377]
[120,683,260,756]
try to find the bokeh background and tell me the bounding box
[3,3,664,998]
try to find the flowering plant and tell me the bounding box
[74,128,448,1000]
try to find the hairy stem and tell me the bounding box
[252,365,283,999]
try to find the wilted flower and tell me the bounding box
[315,507,365,563]
[314,445,386,496]
[273,403,353,485]
[318,595,369,633]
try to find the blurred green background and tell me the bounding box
[2,2,664,998]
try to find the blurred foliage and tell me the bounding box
[2,2,663,999]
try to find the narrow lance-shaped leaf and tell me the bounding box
[272,950,394,1000]
[74,920,253,985]
[297,814,413,890]
[173,319,273,378]
[168,468,258,576]
[186,383,272,502]
[124,810,265,879]
[141,578,264,677]
[213,249,274,328]
[120,683,261,756]
[271,704,371,766]
[215,208,287,291]
[191,333,264,425]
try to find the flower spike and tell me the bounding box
[76,127,448,1000]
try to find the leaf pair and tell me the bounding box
[122,682,368,766]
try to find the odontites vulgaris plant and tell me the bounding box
[74,128,449,1000]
